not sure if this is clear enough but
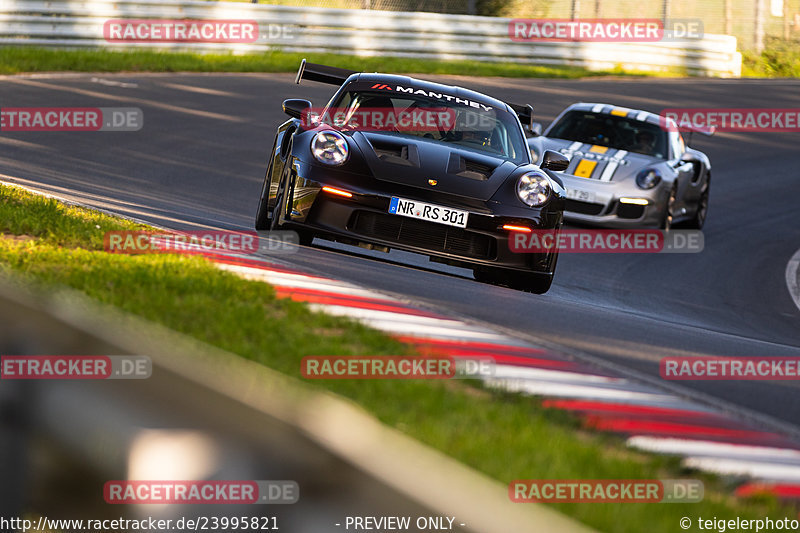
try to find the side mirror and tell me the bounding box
[283,99,312,119]
[675,151,701,168]
[530,122,543,137]
[540,150,569,171]
[679,151,701,164]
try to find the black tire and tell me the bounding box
[683,179,710,230]
[661,183,678,231]
[255,137,281,231]
[270,142,293,231]
[254,169,273,231]
[254,197,271,230]
[268,140,314,246]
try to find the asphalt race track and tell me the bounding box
[1,72,799,430]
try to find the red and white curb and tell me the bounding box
[205,251,800,501]
[5,177,797,502]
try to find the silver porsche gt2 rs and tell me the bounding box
[527,103,712,230]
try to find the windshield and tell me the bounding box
[322,89,528,164]
[548,110,669,159]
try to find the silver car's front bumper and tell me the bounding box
[558,174,669,228]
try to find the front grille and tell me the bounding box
[616,203,646,219]
[349,211,495,259]
[566,199,604,216]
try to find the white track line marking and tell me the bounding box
[306,304,509,341]
[306,304,466,327]
[216,263,398,301]
[491,364,623,384]
[90,77,138,88]
[628,437,800,464]
[484,377,679,404]
[682,457,800,482]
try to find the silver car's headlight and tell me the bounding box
[635,168,662,189]
[311,130,349,166]
[516,172,552,207]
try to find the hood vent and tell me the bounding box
[447,153,496,181]
[368,139,420,167]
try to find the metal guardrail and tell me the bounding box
[0,277,598,532]
[0,0,742,76]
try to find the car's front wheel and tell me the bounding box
[684,178,710,230]
[255,198,270,230]
[270,145,293,230]
[660,183,678,231]
[254,166,274,231]
[268,144,314,246]
[255,135,282,231]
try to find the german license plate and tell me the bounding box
[565,188,596,203]
[388,197,468,228]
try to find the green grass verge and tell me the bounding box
[742,37,800,77]
[0,182,795,532]
[0,46,669,78]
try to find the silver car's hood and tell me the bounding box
[530,137,664,183]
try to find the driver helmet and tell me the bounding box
[634,129,656,151]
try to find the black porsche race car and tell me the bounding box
[255,60,569,293]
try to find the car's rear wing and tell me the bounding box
[689,126,715,137]
[683,125,714,147]
[508,102,534,131]
[295,59,358,86]
[660,115,715,137]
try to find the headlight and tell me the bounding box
[311,130,349,166]
[516,172,552,207]
[635,168,662,189]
